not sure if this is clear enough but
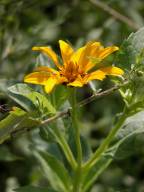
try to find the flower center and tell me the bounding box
[60,61,82,83]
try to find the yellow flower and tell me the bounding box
[24,40,124,93]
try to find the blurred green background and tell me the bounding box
[0,0,144,191]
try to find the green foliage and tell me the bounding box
[0,107,40,143]
[8,83,56,115]
[49,85,71,110]
[116,27,144,69]
[15,186,57,192]
[38,151,72,190]
[113,111,144,159]
[81,110,144,191]
[0,108,39,143]
[0,145,20,161]
[116,27,144,116]
[33,150,71,192]
[1,0,144,192]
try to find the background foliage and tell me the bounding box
[0,0,144,191]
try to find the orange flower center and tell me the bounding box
[60,61,86,83]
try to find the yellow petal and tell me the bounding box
[68,80,83,87]
[84,58,102,72]
[32,46,61,69]
[71,42,102,65]
[84,45,119,72]
[71,46,85,64]
[68,76,84,87]
[84,70,106,83]
[100,66,124,76]
[98,46,119,59]
[59,40,74,64]
[82,42,102,72]
[44,77,58,93]
[35,66,59,74]
[78,41,94,71]
[24,72,50,85]
[75,42,102,72]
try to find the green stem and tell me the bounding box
[70,88,83,192]
[83,107,128,171]
[54,128,77,170]
[83,159,112,192]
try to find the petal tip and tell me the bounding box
[114,46,119,51]
[32,46,40,51]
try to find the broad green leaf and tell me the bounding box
[8,83,56,115]
[112,111,144,159]
[14,186,57,192]
[82,111,144,192]
[0,107,40,144]
[33,151,61,191]
[33,150,72,192]
[116,27,144,69]
[36,150,72,191]
[49,85,70,109]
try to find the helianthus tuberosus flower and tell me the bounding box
[24,40,124,93]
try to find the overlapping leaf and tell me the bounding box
[82,111,144,191]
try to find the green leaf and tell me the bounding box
[111,111,144,159]
[34,150,72,192]
[0,107,40,144]
[82,157,112,192]
[0,146,20,161]
[82,111,144,192]
[116,27,144,69]
[39,151,72,190]
[14,186,57,192]
[8,83,56,115]
[39,126,57,143]
[81,136,92,162]
[50,85,70,109]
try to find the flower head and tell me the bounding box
[24,40,124,93]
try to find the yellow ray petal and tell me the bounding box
[59,40,74,64]
[98,46,119,59]
[83,42,103,72]
[44,77,58,93]
[35,66,59,74]
[44,76,58,93]
[68,76,84,87]
[24,72,50,85]
[84,58,102,72]
[70,42,101,65]
[100,66,124,76]
[68,80,83,87]
[78,42,94,71]
[44,75,67,93]
[70,46,85,64]
[32,46,61,69]
[77,42,102,72]
[84,70,106,83]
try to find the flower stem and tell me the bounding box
[83,107,128,171]
[70,88,83,192]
